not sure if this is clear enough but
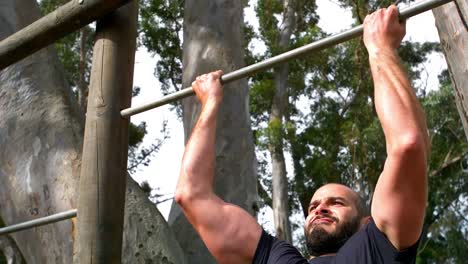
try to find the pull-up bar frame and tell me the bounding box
[0,0,131,70]
[120,0,452,118]
[0,210,77,236]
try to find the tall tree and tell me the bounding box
[268,0,295,243]
[263,0,297,243]
[249,0,321,243]
[0,0,185,262]
[166,1,259,263]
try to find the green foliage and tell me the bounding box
[248,1,467,260]
[39,0,94,91]
[415,71,468,263]
[267,118,285,149]
[139,180,153,194]
[139,0,184,115]
[55,29,93,88]
[256,0,283,53]
[256,0,319,55]
[127,120,170,174]
[286,0,455,209]
[250,77,275,123]
[417,207,468,264]
[128,122,147,147]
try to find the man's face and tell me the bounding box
[304,184,362,256]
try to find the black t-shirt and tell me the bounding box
[253,220,419,264]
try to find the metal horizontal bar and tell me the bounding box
[0,0,131,70]
[121,0,452,118]
[0,209,77,236]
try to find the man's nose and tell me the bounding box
[315,203,330,215]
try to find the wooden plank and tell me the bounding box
[73,1,138,263]
[433,1,468,140]
[0,0,131,70]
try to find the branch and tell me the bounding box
[257,179,273,208]
[418,193,467,255]
[430,152,466,178]
[154,196,174,205]
[450,202,468,223]
[339,89,358,118]
[127,121,170,173]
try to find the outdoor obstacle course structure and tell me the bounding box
[0,0,456,262]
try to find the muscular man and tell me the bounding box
[174,5,429,264]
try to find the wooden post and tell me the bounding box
[0,0,131,70]
[73,1,138,263]
[433,0,468,140]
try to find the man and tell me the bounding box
[174,4,429,264]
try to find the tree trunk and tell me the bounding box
[0,0,185,263]
[167,1,259,263]
[433,0,468,141]
[269,0,295,244]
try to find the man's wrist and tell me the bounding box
[368,47,399,61]
[202,98,222,114]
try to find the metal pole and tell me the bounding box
[121,0,453,118]
[0,209,77,236]
[0,0,131,70]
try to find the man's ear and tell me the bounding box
[360,216,372,229]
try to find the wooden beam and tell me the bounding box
[433,0,468,141]
[73,1,138,263]
[0,0,131,70]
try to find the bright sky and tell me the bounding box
[129,0,447,223]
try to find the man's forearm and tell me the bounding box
[176,101,220,199]
[370,50,429,153]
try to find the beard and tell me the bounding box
[305,215,360,256]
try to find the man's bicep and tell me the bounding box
[371,151,427,250]
[180,194,262,264]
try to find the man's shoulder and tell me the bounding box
[335,219,419,263]
[253,229,308,264]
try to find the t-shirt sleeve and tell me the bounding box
[253,229,308,264]
[367,219,419,263]
[334,219,420,263]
